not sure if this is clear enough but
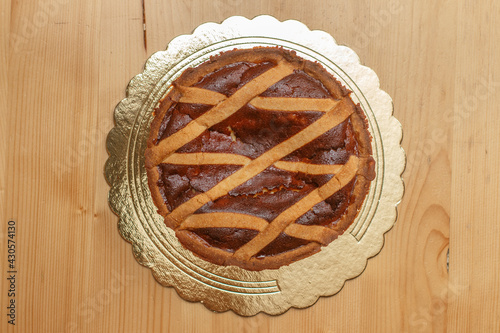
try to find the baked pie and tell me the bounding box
[145,47,375,271]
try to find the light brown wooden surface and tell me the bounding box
[1,1,499,332]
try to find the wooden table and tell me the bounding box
[2,1,499,332]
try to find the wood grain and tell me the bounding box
[1,0,499,332]
[1,0,11,330]
[448,1,500,332]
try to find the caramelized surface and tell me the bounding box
[155,61,359,256]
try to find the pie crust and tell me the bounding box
[145,47,375,271]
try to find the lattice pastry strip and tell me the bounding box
[145,60,295,168]
[163,152,344,175]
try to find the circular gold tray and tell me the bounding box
[105,15,405,316]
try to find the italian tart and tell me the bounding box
[145,47,375,271]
